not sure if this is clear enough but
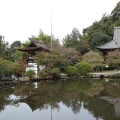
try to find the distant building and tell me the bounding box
[100,96,120,118]
[97,26,120,56]
[18,40,50,74]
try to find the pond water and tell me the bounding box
[0,79,120,120]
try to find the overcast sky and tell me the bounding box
[0,0,120,44]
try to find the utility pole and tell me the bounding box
[51,106,52,120]
[51,5,53,49]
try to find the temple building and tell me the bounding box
[18,40,50,74]
[97,26,120,55]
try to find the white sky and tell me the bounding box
[0,0,120,44]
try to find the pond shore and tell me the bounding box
[90,71,120,78]
[1,71,120,87]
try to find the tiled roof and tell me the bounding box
[97,39,120,49]
[18,47,40,51]
[97,27,120,49]
[18,40,50,52]
[30,40,50,51]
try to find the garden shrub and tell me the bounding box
[51,68,60,78]
[65,66,78,76]
[0,58,19,78]
[39,68,52,77]
[25,70,36,78]
[75,62,93,76]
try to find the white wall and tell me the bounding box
[26,63,45,75]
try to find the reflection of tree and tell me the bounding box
[14,80,104,115]
[86,97,115,120]
[81,79,120,120]
[1,79,120,120]
[14,83,35,99]
[67,99,82,114]
[103,79,120,97]
[0,88,14,111]
[17,80,98,114]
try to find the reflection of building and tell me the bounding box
[33,82,38,89]
[20,96,40,111]
[97,27,120,56]
[100,96,120,117]
[115,102,120,118]
[18,40,50,74]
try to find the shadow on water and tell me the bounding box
[0,78,120,120]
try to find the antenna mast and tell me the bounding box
[51,5,53,49]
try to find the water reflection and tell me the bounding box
[0,79,120,120]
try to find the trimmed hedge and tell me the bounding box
[25,70,36,78]
[51,68,60,78]
[75,62,93,76]
[65,66,78,77]
[39,68,52,77]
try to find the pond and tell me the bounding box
[0,79,120,120]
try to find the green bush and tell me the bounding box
[0,58,19,77]
[51,68,60,78]
[65,66,78,76]
[39,68,52,77]
[25,70,36,78]
[75,62,93,76]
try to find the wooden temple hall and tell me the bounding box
[97,26,120,55]
[18,40,50,74]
